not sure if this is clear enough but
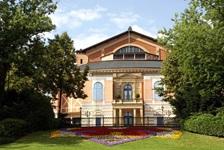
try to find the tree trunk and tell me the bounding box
[0,69,7,107]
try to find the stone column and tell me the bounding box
[119,109,122,126]
[140,108,143,125]
[113,109,116,125]
[133,109,136,125]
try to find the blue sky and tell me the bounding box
[46,0,190,50]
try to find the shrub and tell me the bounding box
[135,93,140,99]
[0,137,15,145]
[2,89,56,131]
[115,94,121,99]
[0,118,28,139]
[184,113,224,137]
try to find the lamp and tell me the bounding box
[85,111,90,118]
[161,105,164,116]
[85,111,91,126]
[80,107,82,118]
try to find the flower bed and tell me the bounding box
[50,127,182,146]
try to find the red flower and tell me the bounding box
[70,126,169,137]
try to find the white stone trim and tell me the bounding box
[88,76,113,81]
[143,75,164,80]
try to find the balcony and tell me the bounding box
[113,99,143,104]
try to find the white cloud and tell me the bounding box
[70,5,106,21]
[50,5,106,29]
[132,25,157,38]
[109,11,140,28]
[39,31,56,41]
[73,33,110,50]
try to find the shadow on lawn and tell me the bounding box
[0,130,85,149]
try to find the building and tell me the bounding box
[55,27,174,127]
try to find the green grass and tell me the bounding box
[0,130,224,150]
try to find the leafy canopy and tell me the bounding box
[0,0,57,105]
[39,32,89,100]
[158,0,224,119]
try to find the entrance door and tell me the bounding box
[96,118,101,126]
[124,112,133,126]
[157,117,164,126]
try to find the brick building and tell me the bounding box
[54,27,174,127]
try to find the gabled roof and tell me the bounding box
[76,29,158,53]
[79,60,162,71]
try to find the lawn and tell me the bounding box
[0,130,224,150]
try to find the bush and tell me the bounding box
[184,113,224,137]
[0,118,28,139]
[115,94,121,99]
[0,137,15,145]
[21,92,55,131]
[2,89,56,131]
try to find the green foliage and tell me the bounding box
[0,0,57,106]
[0,137,15,145]
[38,32,89,100]
[1,89,56,131]
[0,1,88,110]
[184,113,224,137]
[158,0,224,119]
[0,118,28,139]
[115,94,121,99]
[135,93,140,99]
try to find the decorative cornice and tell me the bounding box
[89,68,160,73]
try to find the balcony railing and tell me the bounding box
[113,99,143,104]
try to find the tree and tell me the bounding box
[38,32,89,114]
[158,0,224,119]
[0,0,57,106]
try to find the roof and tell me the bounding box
[79,60,162,71]
[76,29,159,53]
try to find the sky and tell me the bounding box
[46,0,190,50]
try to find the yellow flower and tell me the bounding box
[110,132,123,136]
[170,130,182,139]
[151,130,182,140]
[50,130,77,138]
[50,130,60,138]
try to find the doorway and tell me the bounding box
[124,112,133,126]
[96,118,101,126]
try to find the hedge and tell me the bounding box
[184,113,224,137]
[1,89,58,131]
[0,118,28,139]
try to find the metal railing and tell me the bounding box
[60,117,178,128]
[113,99,143,103]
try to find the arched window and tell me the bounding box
[114,46,146,60]
[154,81,164,100]
[124,84,132,100]
[93,82,103,100]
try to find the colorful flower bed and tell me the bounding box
[50,127,182,146]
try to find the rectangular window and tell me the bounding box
[124,54,134,59]
[114,54,123,59]
[135,54,145,59]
